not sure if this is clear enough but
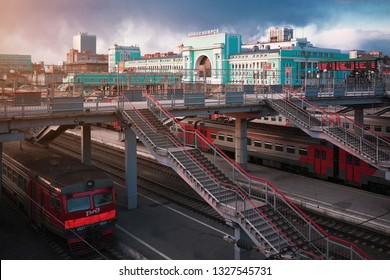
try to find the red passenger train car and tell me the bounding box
[175,117,389,195]
[2,142,117,254]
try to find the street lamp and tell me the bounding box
[10,69,16,93]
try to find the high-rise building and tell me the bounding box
[269,27,294,42]
[108,44,141,73]
[73,32,96,54]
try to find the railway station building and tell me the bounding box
[123,28,350,87]
[63,28,351,91]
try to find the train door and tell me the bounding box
[345,154,355,183]
[198,124,209,150]
[333,146,340,178]
[313,145,333,178]
[345,154,362,185]
[338,150,357,184]
[30,182,42,227]
[313,148,322,175]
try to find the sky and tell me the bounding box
[1,0,390,64]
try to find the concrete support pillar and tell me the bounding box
[234,225,252,260]
[235,118,248,170]
[81,125,92,166]
[124,127,137,209]
[354,108,364,136]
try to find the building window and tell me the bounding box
[218,133,225,141]
[226,135,233,142]
[210,132,216,139]
[247,138,252,145]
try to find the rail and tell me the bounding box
[146,94,370,260]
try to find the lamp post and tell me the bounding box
[10,69,16,93]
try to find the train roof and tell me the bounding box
[2,142,113,194]
[182,117,309,137]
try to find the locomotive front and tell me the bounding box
[53,174,117,254]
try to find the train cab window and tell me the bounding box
[315,149,320,158]
[271,117,276,121]
[287,145,295,154]
[254,141,262,147]
[278,117,283,122]
[210,132,217,139]
[226,135,234,142]
[67,196,91,213]
[299,147,308,156]
[247,138,252,145]
[321,150,326,160]
[374,126,382,132]
[264,142,272,150]
[218,133,225,141]
[93,191,113,207]
[275,143,283,152]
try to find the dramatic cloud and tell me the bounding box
[1,0,389,64]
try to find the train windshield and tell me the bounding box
[67,196,90,213]
[93,191,113,207]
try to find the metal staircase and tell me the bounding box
[265,88,390,170]
[30,125,77,145]
[119,95,369,260]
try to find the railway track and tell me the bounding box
[50,132,224,222]
[50,131,390,259]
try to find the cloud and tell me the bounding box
[1,0,389,63]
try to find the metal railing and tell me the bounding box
[0,96,118,118]
[146,94,370,260]
[275,87,390,166]
[125,96,306,257]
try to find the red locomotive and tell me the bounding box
[2,142,117,254]
[175,116,388,195]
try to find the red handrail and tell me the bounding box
[284,87,390,143]
[164,119,323,259]
[146,94,370,259]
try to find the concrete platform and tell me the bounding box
[82,126,390,236]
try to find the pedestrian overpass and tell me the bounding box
[1,86,389,259]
